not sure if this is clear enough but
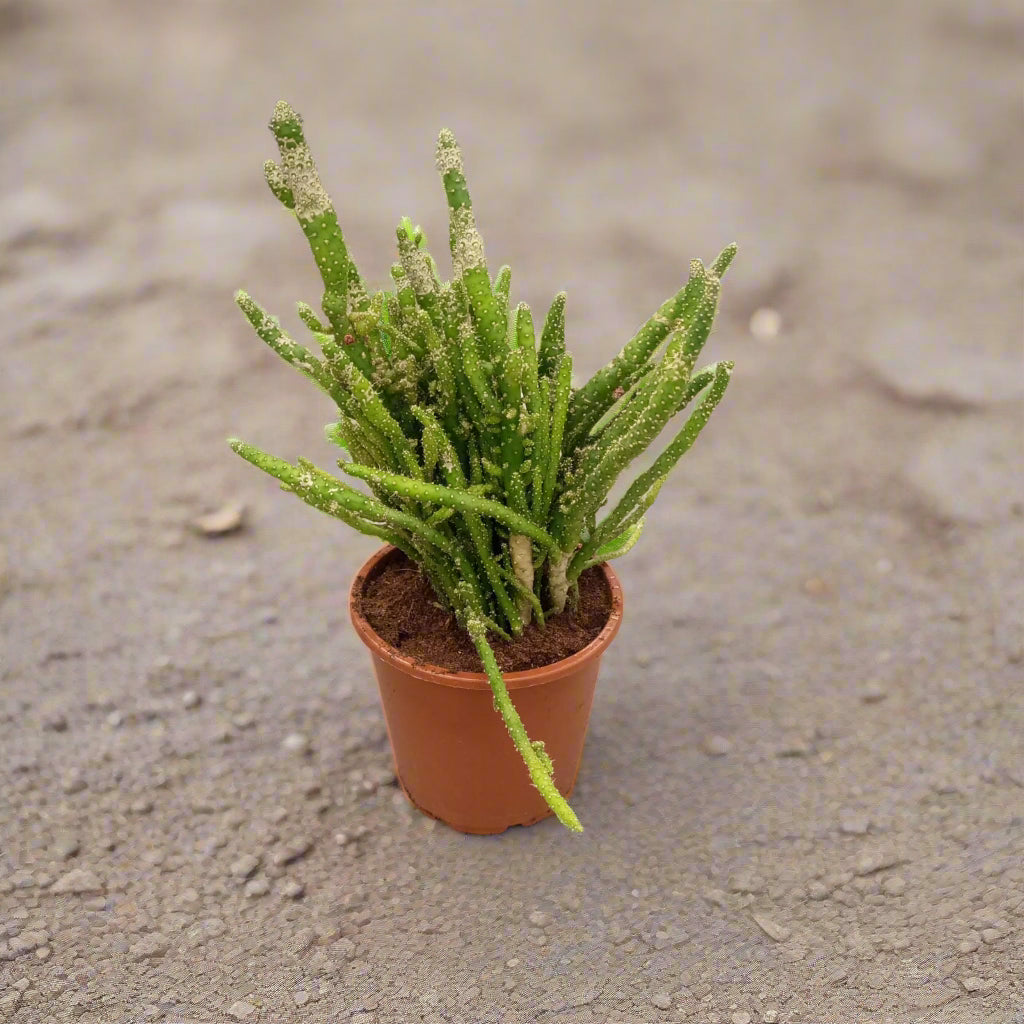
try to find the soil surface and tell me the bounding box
[1,1,1022,1023]
[358,550,612,673]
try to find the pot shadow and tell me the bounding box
[571,670,763,832]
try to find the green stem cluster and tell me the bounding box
[230,101,738,833]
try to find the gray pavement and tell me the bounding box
[1,1,1022,1021]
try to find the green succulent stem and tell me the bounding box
[340,462,559,552]
[568,360,734,583]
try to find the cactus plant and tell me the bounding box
[229,101,737,833]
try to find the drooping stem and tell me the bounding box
[464,613,582,833]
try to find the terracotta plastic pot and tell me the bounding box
[349,545,624,834]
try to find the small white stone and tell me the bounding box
[962,977,984,992]
[61,772,87,795]
[732,1012,752,1024]
[855,848,903,876]
[749,307,781,341]
[282,733,310,755]
[51,868,104,894]
[178,887,202,911]
[272,836,313,867]
[703,888,729,908]
[775,733,812,757]
[704,735,732,757]
[191,502,245,536]
[807,882,831,901]
[244,878,269,898]
[52,833,81,859]
[0,186,74,246]
[280,879,305,899]
[226,1000,256,1020]
[229,854,260,879]
[129,933,170,961]
[313,921,340,944]
[860,681,888,703]
[181,690,201,709]
[752,913,791,942]
[839,809,871,835]
[728,873,764,895]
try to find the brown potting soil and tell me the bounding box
[357,550,613,673]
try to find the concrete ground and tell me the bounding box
[1,1,1022,1021]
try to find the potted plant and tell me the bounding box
[229,101,736,834]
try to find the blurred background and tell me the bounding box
[1,1,1022,1021]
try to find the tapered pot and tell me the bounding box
[349,545,624,835]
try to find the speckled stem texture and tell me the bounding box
[229,102,738,832]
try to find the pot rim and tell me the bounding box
[349,544,624,691]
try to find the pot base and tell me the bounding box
[394,765,580,835]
